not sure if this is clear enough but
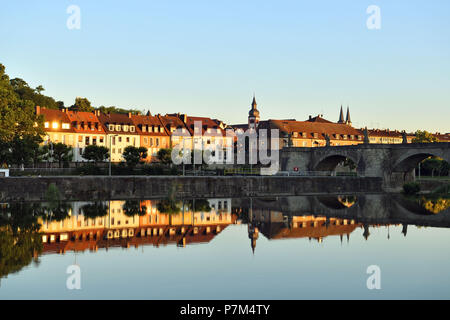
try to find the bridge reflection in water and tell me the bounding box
[239,193,450,252]
[0,193,449,280]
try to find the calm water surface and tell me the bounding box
[1,194,450,299]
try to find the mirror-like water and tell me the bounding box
[1,194,450,299]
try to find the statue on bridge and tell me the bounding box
[363,127,370,144]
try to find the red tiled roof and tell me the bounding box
[306,115,334,123]
[130,115,169,137]
[38,108,74,133]
[261,119,363,140]
[98,113,140,135]
[66,110,105,134]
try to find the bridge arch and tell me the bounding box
[317,195,358,210]
[313,153,359,172]
[393,150,450,172]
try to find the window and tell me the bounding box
[78,136,83,143]
[109,124,114,131]
[112,148,116,154]
[126,137,130,143]
[118,137,122,143]
[85,137,90,145]
[44,122,49,128]
[62,123,70,129]
[52,122,59,129]
[100,137,104,143]
[123,125,129,132]
[150,138,153,146]
[116,125,121,131]
[130,126,135,132]
[144,137,148,144]
[156,138,159,146]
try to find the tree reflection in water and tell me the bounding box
[0,203,43,279]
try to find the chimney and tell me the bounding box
[35,106,41,115]
[128,112,132,118]
[309,115,312,120]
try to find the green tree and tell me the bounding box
[123,146,147,168]
[156,148,173,165]
[82,145,109,164]
[412,130,438,143]
[10,135,42,168]
[70,97,94,112]
[0,65,45,142]
[51,143,73,168]
[35,85,44,94]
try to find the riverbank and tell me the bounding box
[0,176,383,201]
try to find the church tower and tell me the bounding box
[248,95,260,130]
[345,106,352,126]
[338,105,345,124]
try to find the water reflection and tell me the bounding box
[1,193,450,281]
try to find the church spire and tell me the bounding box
[338,105,345,123]
[346,106,352,125]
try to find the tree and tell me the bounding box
[156,148,173,165]
[0,65,45,142]
[51,143,73,168]
[82,145,109,164]
[10,135,42,168]
[123,146,147,168]
[412,130,438,143]
[70,97,94,112]
[35,85,44,94]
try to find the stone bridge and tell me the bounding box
[280,142,450,190]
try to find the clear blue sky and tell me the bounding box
[1,0,449,132]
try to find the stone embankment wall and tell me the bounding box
[0,176,383,201]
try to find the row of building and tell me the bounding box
[37,98,450,163]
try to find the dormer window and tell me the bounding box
[130,126,135,132]
[141,125,146,133]
[123,125,129,132]
[109,124,114,131]
[115,125,121,131]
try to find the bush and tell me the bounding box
[75,164,105,176]
[403,182,421,195]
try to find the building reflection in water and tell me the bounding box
[39,198,236,255]
[244,195,408,253]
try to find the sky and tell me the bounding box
[0,0,449,132]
